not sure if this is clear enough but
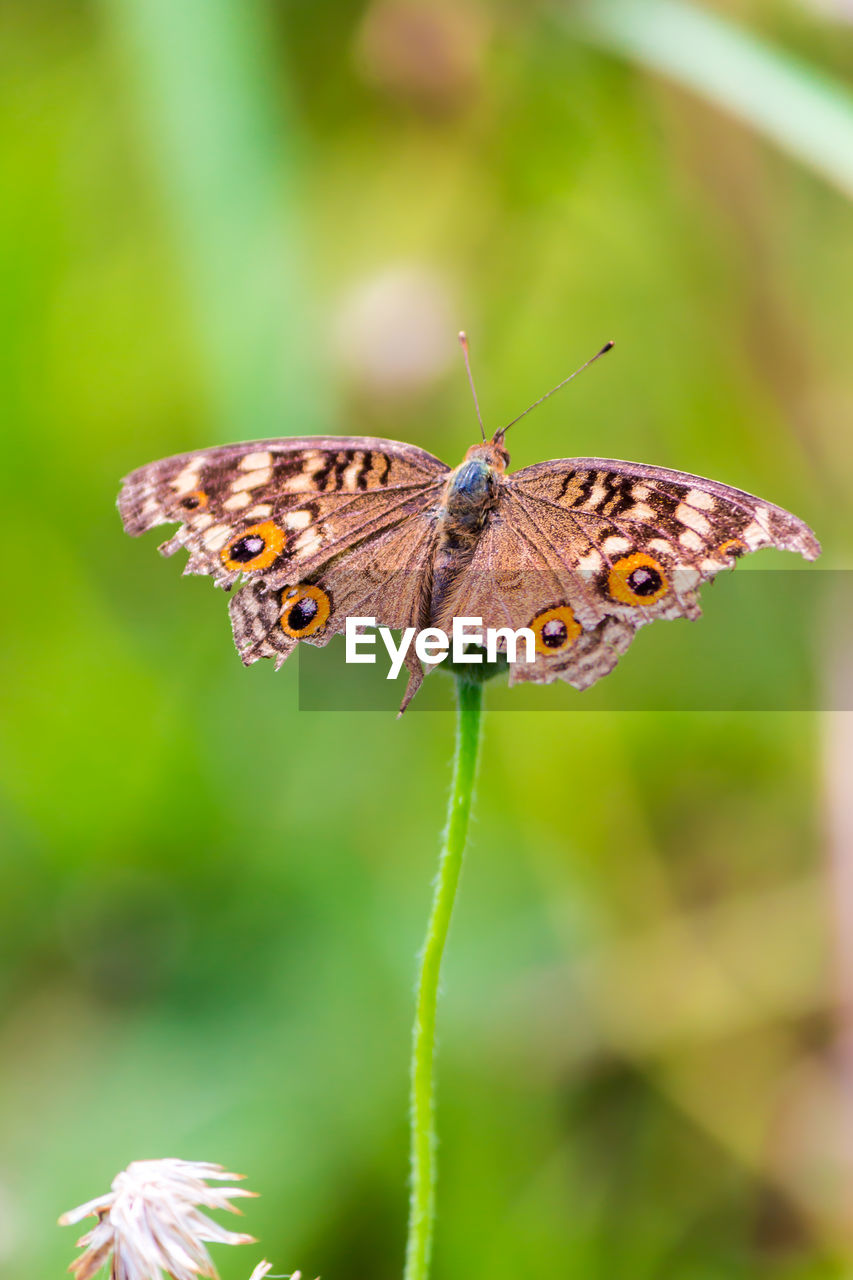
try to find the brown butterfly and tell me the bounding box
[117,340,820,712]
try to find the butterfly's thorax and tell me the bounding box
[429,441,509,622]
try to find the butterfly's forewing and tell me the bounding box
[440,457,820,690]
[118,436,448,588]
[510,457,820,563]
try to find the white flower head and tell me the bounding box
[59,1158,257,1280]
[247,1265,272,1280]
[249,1265,310,1280]
[249,1265,311,1280]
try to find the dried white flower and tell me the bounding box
[59,1158,257,1280]
[248,1265,310,1280]
[248,1264,272,1280]
[247,1259,311,1280]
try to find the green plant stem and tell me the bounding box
[404,678,484,1280]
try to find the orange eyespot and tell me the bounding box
[180,490,208,511]
[280,584,331,638]
[529,605,582,655]
[222,521,286,572]
[714,538,745,561]
[608,552,668,606]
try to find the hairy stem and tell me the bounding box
[404,678,484,1280]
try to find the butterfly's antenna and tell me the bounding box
[495,341,614,442]
[459,331,486,442]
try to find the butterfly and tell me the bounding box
[117,341,820,713]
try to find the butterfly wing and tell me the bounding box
[228,508,443,709]
[118,435,448,588]
[119,436,449,706]
[436,457,820,689]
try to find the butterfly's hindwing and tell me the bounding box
[227,509,442,708]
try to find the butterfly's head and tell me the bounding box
[463,439,510,472]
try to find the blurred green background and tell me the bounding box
[1,1,852,1277]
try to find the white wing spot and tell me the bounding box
[283,450,327,493]
[232,467,273,492]
[603,535,632,555]
[285,510,312,530]
[240,450,273,470]
[678,529,704,552]
[203,524,232,550]
[224,491,251,510]
[741,518,767,548]
[626,502,655,523]
[685,488,715,510]
[576,550,603,571]
[294,528,323,555]
[341,454,365,491]
[246,503,273,518]
[676,502,712,536]
[584,482,607,509]
[170,466,202,495]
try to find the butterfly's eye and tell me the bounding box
[608,552,668,606]
[529,605,582,655]
[714,538,745,561]
[180,490,208,511]
[280,584,331,638]
[222,521,287,572]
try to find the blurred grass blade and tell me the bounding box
[571,0,853,199]
[102,0,329,439]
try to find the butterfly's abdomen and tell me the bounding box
[429,457,501,622]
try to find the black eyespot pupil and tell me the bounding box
[541,619,568,648]
[288,597,319,631]
[628,566,662,596]
[181,496,199,509]
[230,534,266,562]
